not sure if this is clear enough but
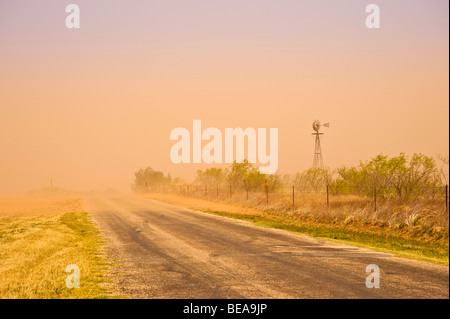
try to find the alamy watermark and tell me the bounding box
[65,4,80,29]
[169,120,279,174]
[366,4,381,29]
[65,264,80,289]
[64,4,380,29]
[366,264,380,288]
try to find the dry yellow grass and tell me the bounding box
[149,190,448,230]
[0,195,117,299]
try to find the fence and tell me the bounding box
[153,183,449,214]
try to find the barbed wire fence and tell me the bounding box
[157,183,449,214]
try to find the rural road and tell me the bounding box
[83,194,449,299]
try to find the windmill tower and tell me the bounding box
[312,120,329,169]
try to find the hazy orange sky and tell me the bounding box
[0,0,448,196]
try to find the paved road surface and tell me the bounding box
[83,194,449,299]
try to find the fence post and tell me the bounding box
[217,185,219,198]
[292,185,295,209]
[230,186,232,199]
[326,184,329,207]
[205,186,207,196]
[446,184,448,213]
[374,187,377,212]
[246,189,248,200]
[266,187,269,204]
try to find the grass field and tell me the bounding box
[0,197,120,299]
[145,193,449,265]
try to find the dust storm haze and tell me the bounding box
[0,0,448,197]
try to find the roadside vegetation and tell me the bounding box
[0,210,119,298]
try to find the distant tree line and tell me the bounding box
[286,153,446,199]
[131,167,173,193]
[132,153,448,199]
[331,153,445,199]
[195,160,282,192]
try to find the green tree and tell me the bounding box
[336,153,441,199]
[196,167,226,188]
[294,168,329,192]
[131,167,171,193]
[243,167,266,192]
[403,153,440,199]
[226,160,253,189]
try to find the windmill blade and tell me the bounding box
[323,123,330,128]
[312,120,321,132]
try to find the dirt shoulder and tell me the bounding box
[144,192,264,215]
[0,196,83,217]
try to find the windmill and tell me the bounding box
[312,120,329,169]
